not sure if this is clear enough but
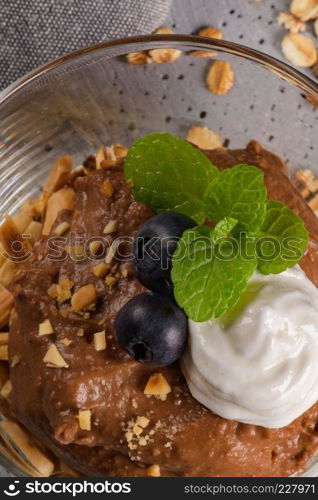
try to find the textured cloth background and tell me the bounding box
[0,0,171,90]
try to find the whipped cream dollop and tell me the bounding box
[181,266,318,428]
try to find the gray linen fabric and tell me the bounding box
[0,0,171,90]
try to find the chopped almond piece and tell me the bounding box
[38,319,54,336]
[101,180,114,197]
[96,146,117,169]
[187,125,223,150]
[281,33,317,67]
[105,276,117,287]
[132,424,143,436]
[48,280,73,303]
[125,431,133,442]
[55,279,74,303]
[291,0,318,21]
[102,146,118,168]
[43,344,69,368]
[127,51,152,65]
[0,379,12,398]
[54,221,70,236]
[136,416,149,428]
[71,284,97,312]
[277,12,307,33]
[78,410,91,431]
[0,333,9,346]
[89,241,102,255]
[105,241,119,265]
[47,284,57,299]
[77,328,84,337]
[103,220,118,234]
[25,220,43,243]
[0,345,8,361]
[42,187,75,235]
[0,214,32,262]
[96,146,107,169]
[147,464,161,477]
[112,144,128,158]
[314,18,318,37]
[92,262,108,278]
[206,61,234,95]
[144,373,171,397]
[94,331,106,351]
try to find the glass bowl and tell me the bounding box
[0,34,317,477]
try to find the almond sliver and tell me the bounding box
[42,187,75,235]
[0,420,55,476]
[78,410,91,431]
[291,0,318,21]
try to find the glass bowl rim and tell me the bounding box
[0,33,318,478]
[0,34,317,105]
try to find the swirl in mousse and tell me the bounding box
[182,265,318,428]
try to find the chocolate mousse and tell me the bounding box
[6,140,318,477]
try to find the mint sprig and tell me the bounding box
[257,200,309,275]
[125,133,309,322]
[125,132,219,224]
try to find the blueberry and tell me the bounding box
[132,211,196,295]
[115,292,188,366]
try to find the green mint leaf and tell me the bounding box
[213,217,238,239]
[257,200,309,275]
[171,224,257,321]
[204,164,267,232]
[125,132,219,224]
